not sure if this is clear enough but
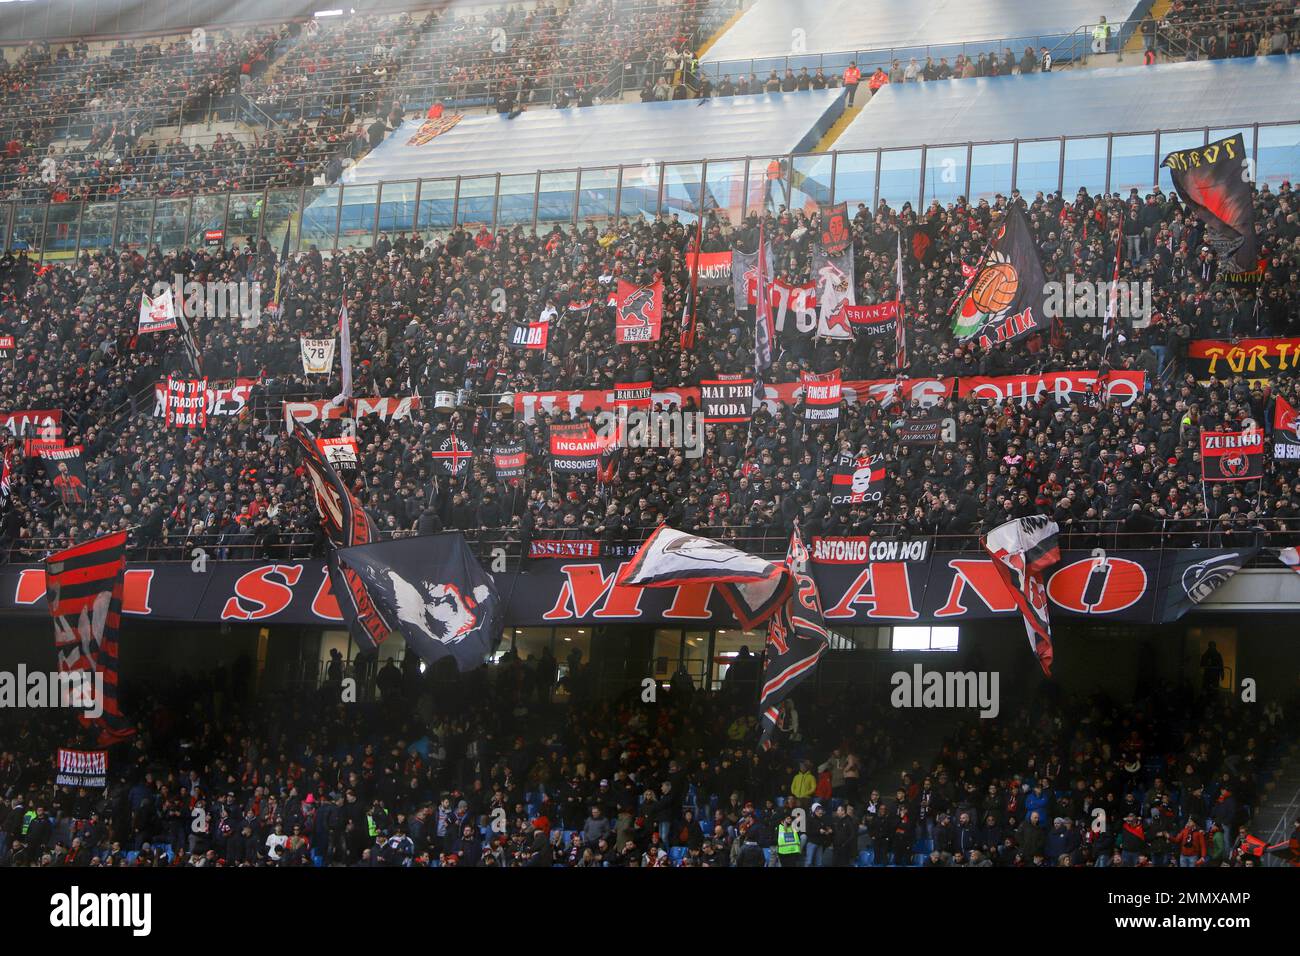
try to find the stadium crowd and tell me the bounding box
[2,0,735,202]
[2,174,1299,563]
[0,653,1293,867]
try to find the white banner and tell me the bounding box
[301,337,336,376]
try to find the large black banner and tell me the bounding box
[950,204,1049,349]
[1162,133,1258,274]
[1,548,1268,627]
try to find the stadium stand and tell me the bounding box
[832,56,1300,150]
[2,0,1300,876]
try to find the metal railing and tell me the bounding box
[3,520,1291,567]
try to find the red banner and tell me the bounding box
[164,377,208,429]
[283,396,421,429]
[957,370,1146,407]
[0,409,62,441]
[802,370,842,422]
[614,381,653,409]
[615,279,663,344]
[1201,429,1264,481]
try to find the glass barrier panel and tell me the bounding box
[790,153,833,214]
[1108,134,1156,196]
[923,145,967,209]
[44,201,81,263]
[300,187,340,251]
[832,150,878,210]
[1256,123,1299,192]
[11,204,46,259]
[497,174,537,227]
[152,197,191,255]
[617,165,657,222]
[703,159,746,228]
[80,202,117,254]
[1062,136,1108,199]
[375,181,417,237]
[416,179,456,236]
[114,199,153,252]
[456,176,497,229]
[878,148,922,212]
[538,171,578,226]
[1013,139,1062,197]
[262,188,301,254]
[337,184,379,250]
[969,142,1013,204]
[576,167,618,226]
[190,194,230,250]
[663,162,703,221]
[227,191,267,243]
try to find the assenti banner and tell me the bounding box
[0,549,1259,626]
[1187,338,1300,382]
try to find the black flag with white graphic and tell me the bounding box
[334,532,503,672]
[759,525,829,750]
[1156,547,1257,624]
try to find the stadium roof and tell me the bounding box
[701,0,1140,63]
[833,56,1300,151]
[341,90,844,184]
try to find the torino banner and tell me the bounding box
[1187,338,1300,383]
[0,548,1257,627]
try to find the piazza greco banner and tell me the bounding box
[0,547,1257,628]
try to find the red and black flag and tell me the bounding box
[614,381,653,410]
[492,442,528,483]
[801,369,842,422]
[983,516,1060,677]
[431,433,475,477]
[292,428,393,653]
[1201,429,1264,481]
[818,202,851,255]
[614,279,663,344]
[829,452,886,506]
[700,376,755,424]
[163,376,208,430]
[1272,396,1300,462]
[759,524,830,750]
[908,219,941,266]
[950,204,1049,349]
[615,526,791,630]
[45,531,134,745]
[38,444,89,508]
[549,421,603,474]
[1162,134,1258,274]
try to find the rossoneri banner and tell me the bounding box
[0,548,1257,627]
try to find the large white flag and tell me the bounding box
[138,289,178,334]
[615,526,791,629]
[334,301,353,403]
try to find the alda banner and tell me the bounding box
[0,549,1261,627]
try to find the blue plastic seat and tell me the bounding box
[856,850,874,866]
[912,853,928,866]
[762,848,773,863]
[669,846,688,862]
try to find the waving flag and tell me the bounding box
[616,526,791,629]
[950,205,1049,348]
[813,241,855,340]
[334,532,502,672]
[895,230,907,370]
[983,516,1060,676]
[45,531,134,745]
[1273,396,1300,461]
[754,223,774,376]
[334,301,353,404]
[292,428,392,652]
[1163,134,1258,273]
[759,525,830,749]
